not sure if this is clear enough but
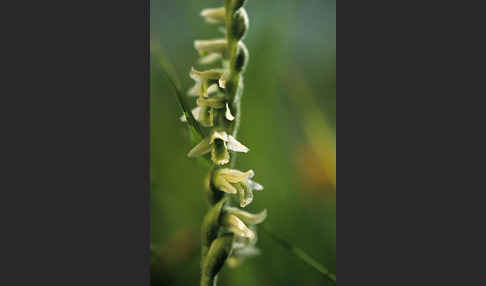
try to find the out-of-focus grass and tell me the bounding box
[151,0,335,285]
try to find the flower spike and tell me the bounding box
[183,1,267,283]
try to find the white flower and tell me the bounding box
[188,67,225,98]
[200,7,226,24]
[212,168,263,207]
[194,39,227,56]
[199,53,222,65]
[188,82,218,98]
[227,231,262,268]
[196,94,226,109]
[180,106,214,127]
[188,131,249,165]
[221,207,267,261]
[221,212,255,239]
[224,207,267,225]
[180,103,233,126]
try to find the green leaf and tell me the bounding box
[261,225,336,284]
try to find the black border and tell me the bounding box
[2,0,151,285]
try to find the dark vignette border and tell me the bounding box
[2,0,151,285]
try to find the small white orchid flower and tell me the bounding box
[221,207,266,261]
[200,7,226,24]
[188,83,218,98]
[194,39,227,56]
[180,102,233,126]
[227,230,262,268]
[221,212,255,239]
[189,68,225,98]
[212,168,263,207]
[225,207,266,267]
[194,39,227,65]
[188,131,249,165]
[180,106,214,127]
[196,94,226,109]
[224,207,267,225]
[199,53,223,65]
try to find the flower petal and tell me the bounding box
[217,168,253,183]
[235,183,253,208]
[199,53,222,65]
[213,174,237,194]
[179,113,187,122]
[187,137,211,158]
[187,81,202,97]
[218,76,226,89]
[207,84,219,94]
[180,107,202,122]
[222,213,255,239]
[227,135,249,153]
[225,103,235,121]
[246,179,263,191]
[194,39,227,55]
[211,139,230,165]
[190,67,224,80]
[200,7,226,24]
[225,207,267,225]
[234,245,260,257]
[210,131,229,144]
[199,107,214,127]
[197,96,226,108]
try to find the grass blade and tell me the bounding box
[152,47,206,141]
[261,225,336,284]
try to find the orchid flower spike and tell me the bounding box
[194,39,227,65]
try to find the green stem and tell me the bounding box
[201,274,217,286]
[261,226,336,284]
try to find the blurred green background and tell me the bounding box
[150,0,335,285]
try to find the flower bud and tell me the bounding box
[232,42,249,72]
[201,197,228,253]
[229,0,246,12]
[206,172,224,205]
[230,8,249,40]
[201,234,234,286]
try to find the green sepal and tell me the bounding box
[201,234,235,286]
[201,197,229,257]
